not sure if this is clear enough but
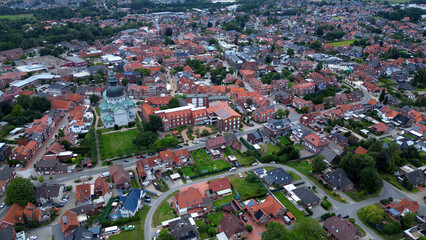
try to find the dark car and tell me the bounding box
[241,216,247,222]
[249,123,254,127]
[148,153,153,156]
[56,204,64,208]
[124,159,130,162]
[144,198,151,203]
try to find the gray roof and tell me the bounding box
[265,168,292,185]
[0,227,15,240]
[0,166,14,182]
[323,168,353,190]
[169,216,199,240]
[406,169,425,185]
[320,148,338,163]
[35,184,63,199]
[223,133,237,144]
[292,187,320,206]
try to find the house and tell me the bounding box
[247,131,264,144]
[0,166,16,197]
[347,90,364,102]
[291,82,315,96]
[35,160,69,175]
[34,184,65,204]
[65,226,97,240]
[0,203,49,230]
[206,136,226,151]
[69,204,100,218]
[395,198,419,215]
[323,216,357,240]
[264,168,292,187]
[159,149,173,166]
[209,177,232,199]
[330,94,349,106]
[322,169,354,192]
[275,90,293,104]
[174,187,213,216]
[304,133,329,153]
[263,118,292,137]
[320,147,339,164]
[75,184,92,207]
[0,143,11,162]
[330,133,348,146]
[253,105,276,122]
[109,164,131,190]
[292,97,313,111]
[119,189,144,218]
[0,227,15,240]
[93,176,111,204]
[355,146,368,154]
[61,210,79,237]
[369,122,389,133]
[393,114,412,128]
[246,194,286,225]
[169,216,200,240]
[405,169,425,187]
[219,214,248,240]
[223,133,241,150]
[171,148,191,166]
[292,187,320,207]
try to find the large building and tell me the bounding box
[100,71,136,128]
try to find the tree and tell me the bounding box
[158,228,174,240]
[382,221,401,234]
[291,217,324,240]
[287,48,295,56]
[38,175,44,182]
[208,227,216,237]
[168,97,180,109]
[277,108,285,119]
[310,40,322,50]
[164,28,173,36]
[5,178,35,205]
[283,109,290,117]
[261,222,298,240]
[121,78,129,86]
[402,212,416,229]
[60,140,71,150]
[246,224,253,232]
[376,150,390,172]
[262,154,279,163]
[145,115,163,132]
[312,155,327,173]
[16,95,31,109]
[340,152,375,183]
[314,61,323,73]
[89,94,100,104]
[359,204,385,226]
[383,96,388,105]
[379,89,386,102]
[132,131,158,149]
[153,137,179,151]
[358,167,382,194]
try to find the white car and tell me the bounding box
[0,203,5,208]
[60,199,68,203]
[16,164,21,168]
[27,236,37,240]
[252,162,258,166]
[238,173,243,178]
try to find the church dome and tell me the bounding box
[106,71,124,98]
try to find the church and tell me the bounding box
[100,71,136,128]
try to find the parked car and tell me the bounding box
[27,236,37,240]
[136,155,142,159]
[238,173,243,178]
[60,199,68,203]
[201,139,206,142]
[56,204,64,208]
[283,216,292,225]
[164,176,169,180]
[252,162,258,166]
[144,198,151,203]
[124,225,135,231]
[124,159,130,162]
[16,164,21,168]
[249,123,254,127]
[0,203,5,208]
[241,216,247,222]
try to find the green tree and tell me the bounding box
[358,167,382,194]
[164,27,173,36]
[158,228,174,240]
[168,97,180,109]
[315,61,323,73]
[359,204,385,226]
[310,40,322,50]
[379,89,386,102]
[89,94,100,104]
[277,108,285,119]
[312,155,327,173]
[144,115,163,132]
[383,96,388,105]
[291,217,324,240]
[246,224,253,232]
[287,48,295,56]
[261,222,297,240]
[121,78,129,86]
[94,73,103,84]
[5,178,35,205]
[16,95,31,109]
[38,175,44,182]
[401,212,416,229]
[132,131,158,149]
[153,137,179,151]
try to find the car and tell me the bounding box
[270,161,275,164]
[144,198,151,203]
[164,176,169,180]
[56,204,64,208]
[238,173,243,178]
[27,236,37,240]
[201,139,206,142]
[252,162,258,166]
[136,155,142,159]
[124,159,130,162]
[60,199,68,203]
[249,123,254,127]
[283,216,291,225]
[241,216,247,222]
[64,196,69,199]
[0,203,5,208]
[148,153,154,156]
[16,164,21,168]
[124,225,135,231]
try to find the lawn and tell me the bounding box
[131,178,139,189]
[207,212,224,226]
[329,39,356,47]
[233,151,255,166]
[101,129,139,159]
[357,205,403,240]
[278,136,292,145]
[285,160,313,175]
[345,189,381,202]
[213,190,236,208]
[264,167,276,171]
[156,201,178,226]
[381,173,419,193]
[230,175,268,200]
[0,13,34,19]
[287,171,302,181]
[182,167,197,178]
[273,192,305,220]
[196,220,209,239]
[265,143,280,155]
[381,138,392,144]
[95,107,101,116]
[109,206,151,240]
[191,149,231,174]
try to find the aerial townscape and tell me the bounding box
[0,0,425,239]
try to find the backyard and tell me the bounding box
[273,191,305,220]
[329,39,356,47]
[156,201,178,226]
[191,149,232,174]
[381,173,419,193]
[100,129,139,159]
[265,143,280,155]
[224,147,255,166]
[213,190,236,208]
[207,212,224,226]
[109,206,151,240]
[229,175,268,200]
[278,136,292,145]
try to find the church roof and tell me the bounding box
[105,71,124,98]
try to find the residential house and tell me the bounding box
[0,203,49,230]
[118,189,144,218]
[223,133,241,150]
[347,90,364,102]
[263,119,292,137]
[355,146,368,154]
[61,210,79,237]
[75,184,92,207]
[320,147,339,164]
[109,164,131,190]
[330,94,349,106]
[35,160,69,175]
[93,176,112,205]
[159,149,173,166]
[253,105,276,122]
[322,169,354,192]
[172,148,191,166]
[219,214,248,240]
[0,143,11,162]
[206,136,226,151]
[395,198,419,215]
[275,90,293,104]
[369,122,389,133]
[323,216,358,240]
[34,184,65,204]
[304,133,329,153]
[209,177,232,199]
[264,168,292,187]
[169,216,200,240]
[0,166,16,197]
[330,133,348,147]
[291,82,315,96]
[292,187,321,207]
[404,169,425,187]
[393,114,412,128]
[247,131,265,144]
[292,97,313,111]
[174,187,213,216]
[246,195,286,225]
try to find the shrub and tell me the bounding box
[305,208,313,215]
[382,221,401,234]
[349,218,355,223]
[38,175,44,182]
[320,213,336,221]
[246,224,253,232]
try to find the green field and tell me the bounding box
[287,171,302,181]
[273,192,305,220]
[208,212,224,226]
[191,149,231,174]
[0,14,34,19]
[265,143,280,155]
[381,138,392,144]
[285,160,313,175]
[278,136,292,145]
[182,167,197,178]
[156,202,178,226]
[101,129,139,159]
[109,206,151,240]
[231,150,255,166]
[329,40,356,47]
[230,175,268,200]
[213,190,236,208]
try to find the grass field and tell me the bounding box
[213,190,236,208]
[109,206,151,240]
[381,138,392,144]
[278,136,292,145]
[191,149,231,174]
[381,173,419,193]
[329,39,356,47]
[285,160,313,175]
[101,129,138,159]
[131,178,139,189]
[196,220,209,239]
[208,212,224,226]
[273,192,305,220]
[182,167,197,178]
[230,175,268,200]
[265,143,280,155]
[287,171,302,181]
[156,202,178,226]
[232,151,255,166]
[0,13,34,19]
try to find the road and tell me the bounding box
[143,162,426,240]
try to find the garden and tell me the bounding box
[229,174,268,200]
[212,190,236,208]
[191,149,232,174]
[156,201,178,226]
[224,146,255,166]
[100,129,139,159]
[273,191,305,220]
[109,206,151,240]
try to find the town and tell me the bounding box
[0,0,425,239]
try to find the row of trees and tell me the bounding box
[261,218,324,240]
[0,95,51,126]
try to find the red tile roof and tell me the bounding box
[175,187,204,209]
[355,146,368,154]
[210,177,231,193]
[304,133,329,147]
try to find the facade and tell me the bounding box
[34,184,65,204]
[263,119,292,137]
[253,105,276,122]
[304,133,329,153]
[0,166,16,197]
[100,71,136,128]
[322,168,354,192]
